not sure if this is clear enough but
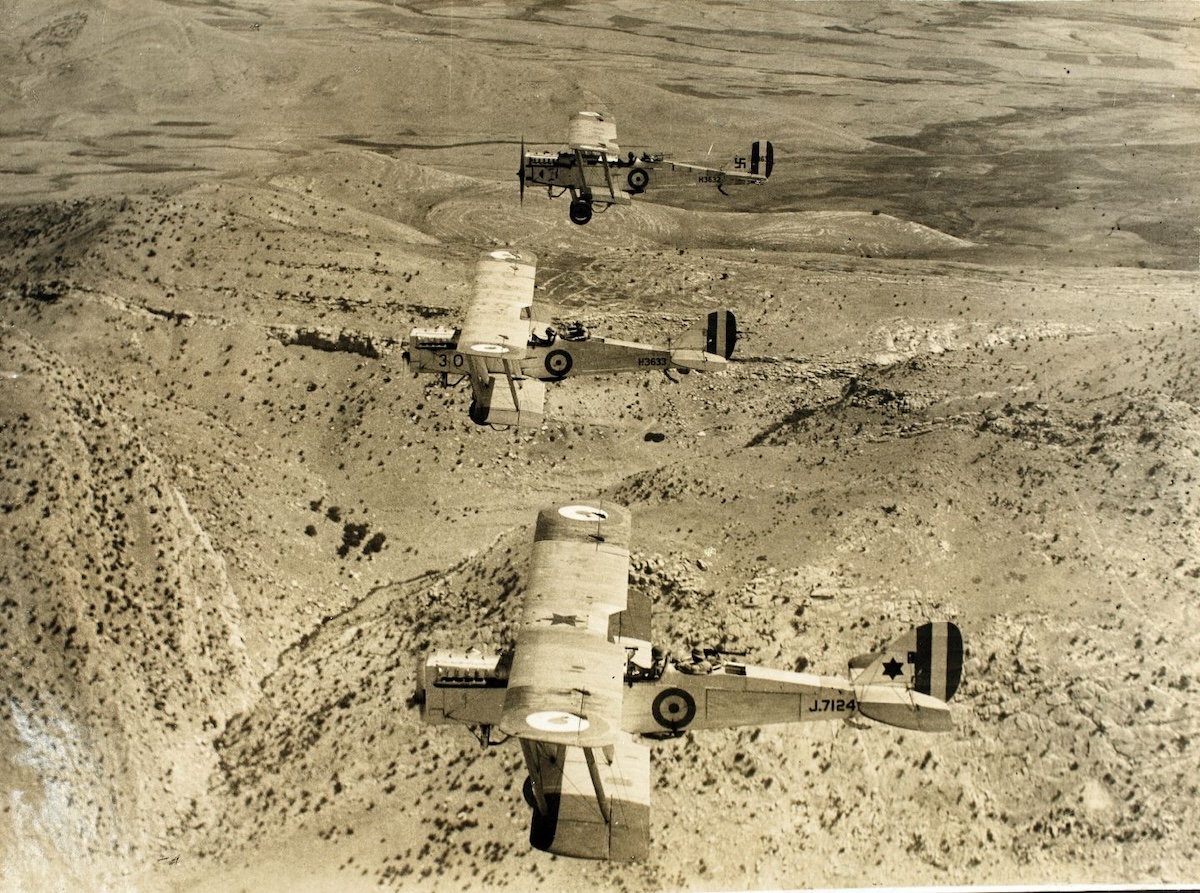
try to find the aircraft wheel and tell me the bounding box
[544,349,573,378]
[626,167,649,194]
[568,200,593,226]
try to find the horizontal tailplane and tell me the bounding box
[670,349,727,371]
[856,686,954,732]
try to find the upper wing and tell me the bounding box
[457,250,537,357]
[567,111,620,162]
[500,502,632,748]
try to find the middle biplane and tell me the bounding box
[520,111,773,224]
[403,250,737,428]
[416,500,966,861]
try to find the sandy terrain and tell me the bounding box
[1,1,1198,891]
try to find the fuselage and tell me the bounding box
[418,649,859,739]
[405,326,725,381]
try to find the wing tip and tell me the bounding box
[536,501,633,545]
[484,247,537,267]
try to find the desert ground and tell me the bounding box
[1,1,1198,891]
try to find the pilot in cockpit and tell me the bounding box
[626,645,667,682]
[650,645,666,679]
[677,647,713,675]
[529,325,556,347]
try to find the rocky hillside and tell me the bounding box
[1,1,1198,891]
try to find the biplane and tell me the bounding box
[416,501,966,861]
[520,111,773,224]
[403,250,737,428]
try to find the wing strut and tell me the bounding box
[573,148,590,199]
[503,357,522,414]
[520,739,552,816]
[583,748,611,824]
[599,155,618,204]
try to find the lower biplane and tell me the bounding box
[403,249,737,428]
[415,501,965,861]
[520,111,773,225]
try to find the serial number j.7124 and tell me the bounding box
[807,697,856,713]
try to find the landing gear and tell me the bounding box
[469,723,509,748]
[626,167,649,194]
[568,199,593,226]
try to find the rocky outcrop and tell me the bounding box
[0,329,257,883]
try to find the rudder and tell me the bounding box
[702,310,737,360]
[750,140,773,179]
[849,621,963,703]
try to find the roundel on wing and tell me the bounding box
[559,505,608,522]
[651,688,696,731]
[544,349,573,377]
[526,710,590,734]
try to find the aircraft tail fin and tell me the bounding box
[749,140,773,179]
[849,622,964,732]
[849,621,963,701]
[675,310,737,361]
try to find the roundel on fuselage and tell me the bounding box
[652,688,696,731]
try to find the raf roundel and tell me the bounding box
[470,342,510,354]
[651,688,696,732]
[558,504,609,522]
[544,349,573,377]
[526,711,590,735]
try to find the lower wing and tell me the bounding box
[521,733,651,861]
[468,369,545,428]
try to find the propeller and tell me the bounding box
[518,136,526,203]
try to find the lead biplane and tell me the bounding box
[403,250,737,428]
[416,501,965,861]
[520,111,773,224]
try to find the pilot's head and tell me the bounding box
[691,647,704,662]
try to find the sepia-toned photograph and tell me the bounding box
[1,1,1197,890]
